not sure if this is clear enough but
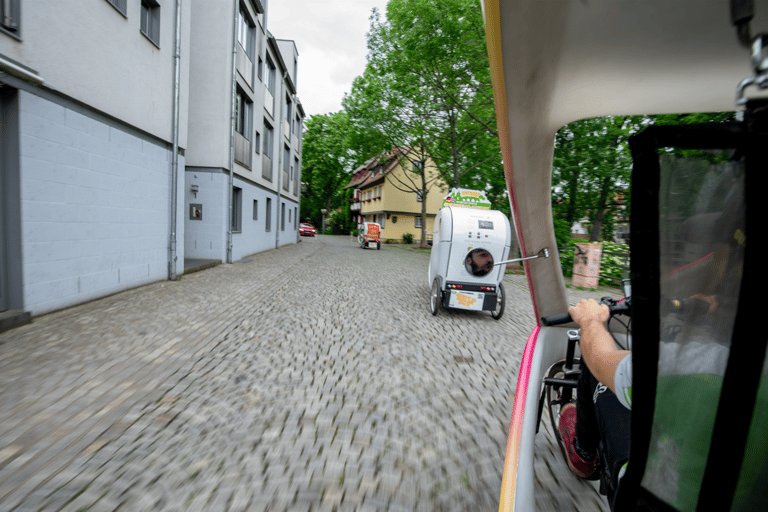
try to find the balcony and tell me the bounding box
[350,202,361,211]
[264,87,274,117]
[234,132,251,168]
[236,44,253,90]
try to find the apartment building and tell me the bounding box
[0,0,303,326]
[185,0,304,263]
[0,0,191,321]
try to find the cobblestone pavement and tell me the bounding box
[0,235,620,511]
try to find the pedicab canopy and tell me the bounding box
[483,1,768,511]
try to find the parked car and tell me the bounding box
[299,223,317,237]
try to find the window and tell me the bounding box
[253,199,258,220]
[266,197,272,231]
[294,207,297,229]
[263,121,273,158]
[415,216,423,228]
[254,130,261,153]
[281,202,286,231]
[288,208,291,223]
[416,190,423,202]
[1,0,20,34]
[237,4,254,59]
[140,0,160,47]
[257,56,264,81]
[105,0,127,17]
[266,56,276,94]
[234,89,251,137]
[231,187,242,232]
[282,145,290,191]
[285,94,292,133]
[379,214,385,228]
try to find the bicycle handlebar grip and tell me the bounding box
[540,312,573,326]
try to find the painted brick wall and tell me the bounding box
[19,92,179,315]
[184,170,228,260]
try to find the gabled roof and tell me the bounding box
[344,148,409,190]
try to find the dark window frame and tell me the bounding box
[140,0,161,47]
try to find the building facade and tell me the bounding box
[346,149,446,243]
[185,0,304,263]
[0,0,303,323]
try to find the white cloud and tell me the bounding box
[266,0,388,118]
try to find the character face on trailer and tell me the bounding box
[465,248,494,277]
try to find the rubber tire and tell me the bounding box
[377,242,380,250]
[545,359,582,465]
[430,278,441,315]
[491,282,505,320]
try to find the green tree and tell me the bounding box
[343,0,502,247]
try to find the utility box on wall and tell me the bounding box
[572,242,601,289]
[190,204,203,220]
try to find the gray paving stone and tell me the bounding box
[0,236,619,511]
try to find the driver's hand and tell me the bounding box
[569,299,610,327]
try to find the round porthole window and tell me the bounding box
[464,248,494,277]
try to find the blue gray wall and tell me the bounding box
[19,92,184,315]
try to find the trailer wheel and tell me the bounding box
[377,242,380,250]
[430,278,442,316]
[491,282,505,320]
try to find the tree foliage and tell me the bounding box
[300,111,388,231]
[341,0,503,247]
[552,112,734,242]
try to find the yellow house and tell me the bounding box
[346,148,448,243]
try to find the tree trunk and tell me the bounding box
[566,168,580,229]
[449,109,460,188]
[419,170,428,249]
[590,176,612,242]
[506,214,521,269]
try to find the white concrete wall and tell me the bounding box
[184,170,228,260]
[186,0,234,169]
[19,92,182,315]
[0,0,191,147]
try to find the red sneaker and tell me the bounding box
[559,403,598,479]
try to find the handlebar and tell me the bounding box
[540,297,631,326]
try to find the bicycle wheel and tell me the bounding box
[544,359,581,463]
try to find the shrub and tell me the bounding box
[403,233,414,244]
[352,229,359,237]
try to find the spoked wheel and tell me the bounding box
[491,282,505,320]
[430,278,442,315]
[544,359,581,463]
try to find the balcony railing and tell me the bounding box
[236,44,253,90]
[234,132,251,168]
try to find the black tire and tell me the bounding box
[430,278,441,315]
[545,359,581,464]
[377,242,380,250]
[491,282,505,320]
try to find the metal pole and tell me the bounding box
[168,0,182,280]
[226,0,238,263]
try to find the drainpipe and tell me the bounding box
[227,0,238,263]
[168,0,182,280]
[275,71,287,249]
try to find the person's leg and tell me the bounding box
[559,364,600,478]
[575,364,601,457]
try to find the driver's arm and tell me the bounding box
[569,299,631,395]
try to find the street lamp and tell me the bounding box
[320,209,328,234]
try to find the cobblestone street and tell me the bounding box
[0,235,617,511]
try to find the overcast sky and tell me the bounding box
[266,0,389,119]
